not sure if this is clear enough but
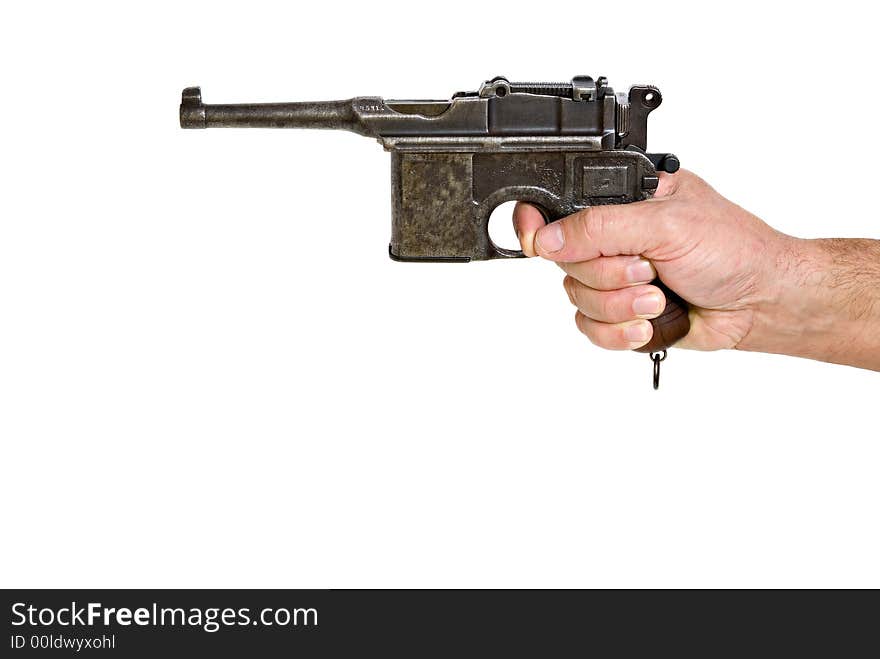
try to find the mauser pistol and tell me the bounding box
[180,75,690,387]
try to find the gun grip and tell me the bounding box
[633,280,690,353]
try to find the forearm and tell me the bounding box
[740,237,880,370]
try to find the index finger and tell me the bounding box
[512,202,544,257]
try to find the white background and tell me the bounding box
[1,1,878,588]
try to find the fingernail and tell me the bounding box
[535,223,564,253]
[625,258,655,283]
[633,293,663,317]
[624,321,651,343]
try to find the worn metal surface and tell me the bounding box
[180,75,689,351]
[389,147,658,261]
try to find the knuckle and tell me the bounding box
[574,311,591,336]
[589,324,619,349]
[599,290,618,320]
[582,206,608,244]
[577,312,631,350]
[685,170,708,190]
[677,169,711,198]
[594,258,613,288]
[585,332,605,348]
[569,206,602,248]
[563,276,579,307]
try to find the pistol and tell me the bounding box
[180,75,689,388]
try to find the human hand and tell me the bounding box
[514,169,880,370]
[513,170,788,352]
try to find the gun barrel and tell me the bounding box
[180,87,363,133]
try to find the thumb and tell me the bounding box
[532,200,668,262]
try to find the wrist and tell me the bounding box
[739,236,880,368]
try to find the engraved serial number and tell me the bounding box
[357,104,386,112]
